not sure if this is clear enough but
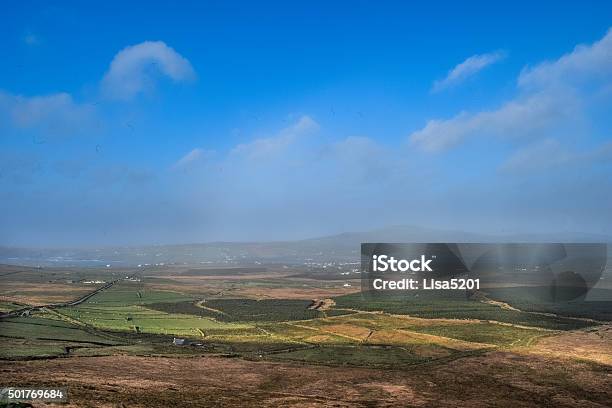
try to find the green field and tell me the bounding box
[298,313,546,347]
[146,298,354,322]
[82,281,193,305]
[484,287,612,321]
[268,345,439,367]
[333,291,596,330]
[0,301,23,312]
[2,264,608,369]
[0,339,69,359]
[0,314,127,359]
[60,283,253,336]
[0,316,121,345]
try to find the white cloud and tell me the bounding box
[101,41,195,100]
[432,51,506,92]
[0,91,96,136]
[518,28,612,89]
[173,148,215,170]
[231,115,319,159]
[173,116,329,191]
[409,92,575,152]
[413,29,612,153]
[176,148,204,167]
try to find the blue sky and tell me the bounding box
[1,1,612,246]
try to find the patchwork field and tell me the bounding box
[59,282,253,337]
[333,291,597,330]
[1,263,610,407]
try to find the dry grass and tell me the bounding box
[367,329,490,351]
[0,283,94,305]
[146,281,359,299]
[528,324,612,365]
[316,324,372,341]
[2,348,610,407]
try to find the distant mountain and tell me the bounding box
[1,225,610,267]
[302,225,612,246]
